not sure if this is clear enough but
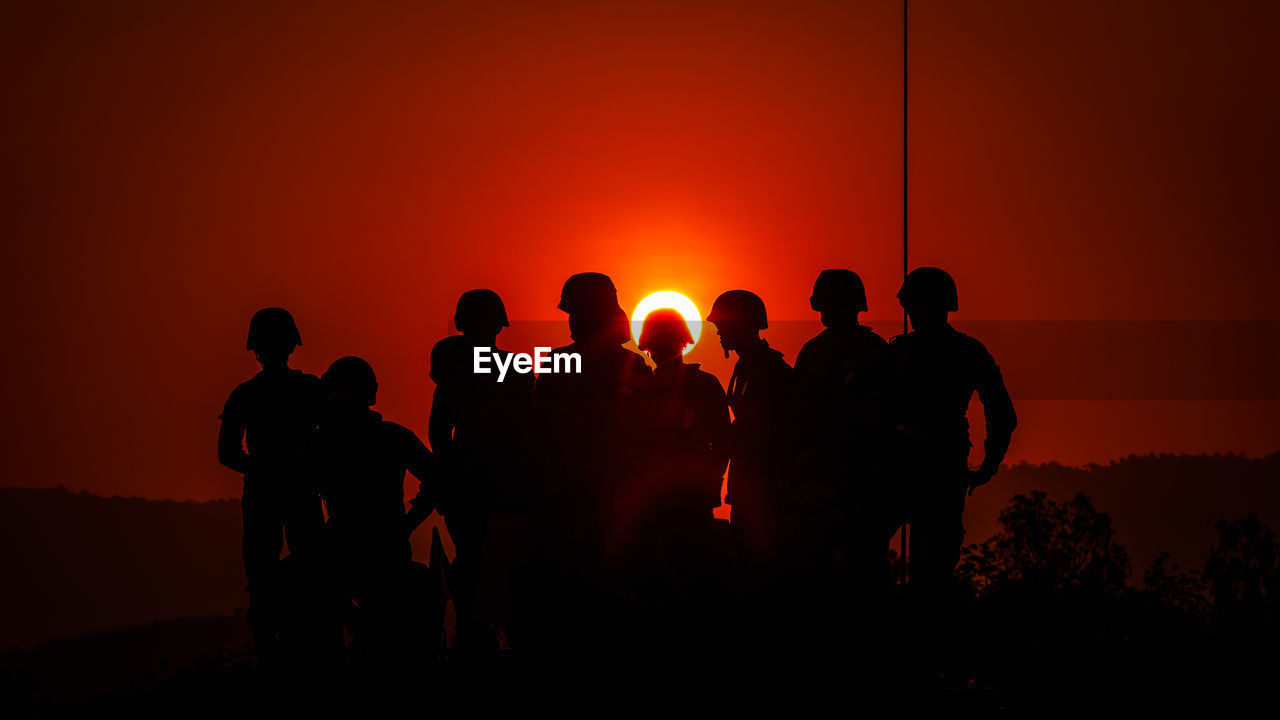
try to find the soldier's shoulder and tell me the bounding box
[293,369,322,386]
[860,326,889,347]
[381,419,425,445]
[795,331,831,363]
[430,335,475,362]
[382,419,415,436]
[236,369,308,395]
[531,345,576,390]
[250,368,319,387]
[619,346,653,374]
[767,347,794,374]
[430,335,478,382]
[687,364,726,390]
[800,328,835,350]
[939,330,996,373]
[230,375,260,394]
[224,377,257,410]
[431,335,473,355]
[948,328,993,355]
[886,333,919,364]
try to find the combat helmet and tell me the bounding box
[810,269,868,313]
[706,290,768,330]
[246,307,301,351]
[454,289,509,335]
[897,267,958,312]
[638,307,695,352]
[322,356,378,407]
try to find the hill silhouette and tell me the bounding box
[2,452,1277,649]
[0,488,245,650]
[0,611,251,712]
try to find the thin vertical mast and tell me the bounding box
[903,0,909,335]
[900,0,910,581]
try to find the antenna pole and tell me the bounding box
[900,0,910,585]
[903,0,909,333]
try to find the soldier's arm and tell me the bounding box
[773,362,802,461]
[303,431,329,501]
[791,344,826,451]
[975,346,1017,478]
[861,338,894,436]
[427,384,456,454]
[216,389,254,475]
[704,378,732,482]
[528,373,557,487]
[217,419,253,475]
[403,430,437,533]
[882,338,907,432]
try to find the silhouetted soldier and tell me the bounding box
[311,357,436,672]
[793,270,894,606]
[429,289,533,656]
[218,308,324,662]
[705,291,795,597]
[889,268,1016,667]
[633,308,729,525]
[627,308,732,650]
[526,272,652,655]
[795,269,888,451]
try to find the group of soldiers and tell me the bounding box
[218,267,1016,673]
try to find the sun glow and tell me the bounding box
[632,291,702,354]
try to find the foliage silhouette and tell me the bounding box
[1142,551,1207,618]
[958,491,1129,595]
[1204,513,1278,638]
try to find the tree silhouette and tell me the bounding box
[1204,513,1278,638]
[957,491,1129,595]
[1142,551,1207,618]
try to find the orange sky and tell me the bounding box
[2,0,1278,500]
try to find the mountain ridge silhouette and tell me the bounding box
[2,451,1277,649]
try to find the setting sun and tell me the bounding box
[632,291,702,354]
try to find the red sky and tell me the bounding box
[2,0,1278,501]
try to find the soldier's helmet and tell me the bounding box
[810,269,868,313]
[706,290,768,330]
[897,267,959,312]
[454,289,509,334]
[246,307,302,351]
[557,272,620,315]
[638,307,694,352]
[322,356,378,407]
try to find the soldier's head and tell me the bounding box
[454,289,509,340]
[898,267,958,330]
[246,307,301,367]
[322,356,378,413]
[706,290,767,356]
[638,307,694,366]
[559,272,629,343]
[810,269,868,329]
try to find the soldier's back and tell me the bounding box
[889,326,998,453]
[224,368,320,472]
[796,326,886,384]
[532,342,651,504]
[314,413,425,539]
[638,362,729,508]
[724,343,794,511]
[727,342,793,437]
[795,326,887,443]
[431,336,533,500]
